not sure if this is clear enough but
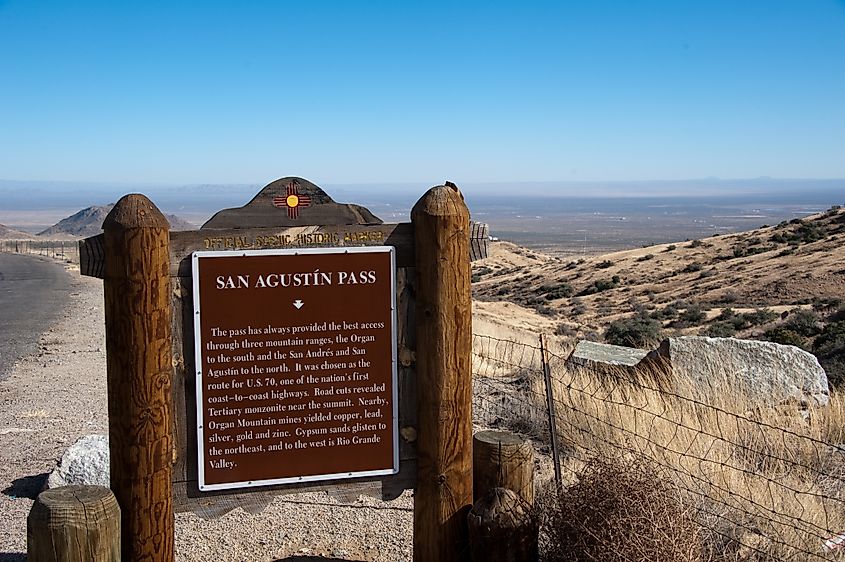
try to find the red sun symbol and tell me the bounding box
[272,180,312,219]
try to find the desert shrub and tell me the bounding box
[577,276,620,296]
[698,268,717,279]
[604,314,662,348]
[541,282,574,300]
[636,253,654,262]
[555,323,577,338]
[650,304,679,321]
[704,321,737,337]
[542,458,703,562]
[720,290,738,304]
[784,309,822,337]
[688,239,704,248]
[679,304,706,325]
[683,262,703,273]
[596,259,613,269]
[811,297,843,313]
[814,321,845,387]
[740,308,778,327]
[665,244,677,252]
[763,327,808,349]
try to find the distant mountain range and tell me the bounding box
[0,224,36,240]
[36,205,195,239]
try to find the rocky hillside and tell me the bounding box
[472,204,845,383]
[37,205,195,238]
[0,224,35,240]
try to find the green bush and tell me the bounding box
[577,277,620,296]
[704,322,737,338]
[679,304,706,325]
[763,327,808,349]
[540,282,574,300]
[740,308,778,327]
[605,315,663,348]
[814,321,845,387]
[784,309,822,337]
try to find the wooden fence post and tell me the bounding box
[412,182,473,561]
[102,194,175,562]
[473,430,534,506]
[28,485,121,562]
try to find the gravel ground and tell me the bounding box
[0,264,412,561]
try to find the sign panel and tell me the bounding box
[192,247,398,491]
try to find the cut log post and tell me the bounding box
[412,183,473,561]
[467,487,538,562]
[103,194,175,562]
[27,485,121,562]
[473,430,534,506]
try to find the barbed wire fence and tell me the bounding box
[0,239,80,264]
[471,332,845,561]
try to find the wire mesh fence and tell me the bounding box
[471,332,845,561]
[0,239,80,264]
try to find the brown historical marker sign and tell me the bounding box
[192,246,398,491]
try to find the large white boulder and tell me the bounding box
[646,336,829,407]
[47,434,110,489]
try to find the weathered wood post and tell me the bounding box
[102,195,175,562]
[27,485,121,562]
[473,430,534,506]
[412,182,473,561]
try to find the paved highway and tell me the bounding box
[0,253,72,380]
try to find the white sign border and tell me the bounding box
[192,245,399,492]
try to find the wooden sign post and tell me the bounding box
[412,184,474,561]
[80,177,484,561]
[102,195,175,562]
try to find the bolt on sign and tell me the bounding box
[191,246,398,491]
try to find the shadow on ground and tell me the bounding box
[2,473,47,499]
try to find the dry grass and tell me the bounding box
[471,332,845,560]
[551,359,845,561]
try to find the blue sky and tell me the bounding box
[1,1,843,186]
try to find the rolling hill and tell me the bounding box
[472,204,845,380]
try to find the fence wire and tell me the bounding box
[0,239,80,264]
[471,333,845,561]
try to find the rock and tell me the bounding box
[566,340,649,372]
[47,434,109,489]
[646,336,829,407]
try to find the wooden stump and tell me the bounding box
[467,487,538,562]
[27,485,121,562]
[473,430,534,506]
[103,194,175,562]
[412,183,473,561]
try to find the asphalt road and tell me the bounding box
[0,253,72,380]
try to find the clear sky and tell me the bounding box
[1,1,844,186]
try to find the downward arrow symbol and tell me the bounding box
[293,300,304,309]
